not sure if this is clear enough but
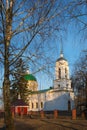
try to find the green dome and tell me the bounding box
[23,74,37,81]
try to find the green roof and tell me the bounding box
[30,87,53,94]
[23,74,37,81]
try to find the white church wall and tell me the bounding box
[28,90,75,111]
[43,91,72,111]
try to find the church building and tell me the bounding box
[23,50,75,112]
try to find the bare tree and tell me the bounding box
[0,0,69,129]
[66,0,87,33]
[72,50,87,110]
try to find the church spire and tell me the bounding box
[60,39,63,58]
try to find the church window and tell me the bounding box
[59,68,61,79]
[65,68,67,79]
[65,75,67,79]
[68,100,71,111]
[67,84,68,87]
[32,103,34,108]
[41,102,43,108]
[65,68,67,73]
[36,102,38,108]
[58,84,60,88]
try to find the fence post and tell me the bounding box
[54,110,58,119]
[81,111,85,119]
[72,109,76,120]
[12,111,14,119]
[11,107,15,119]
[40,110,44,118]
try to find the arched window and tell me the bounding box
[41,102,43,108]
[68,100,71,111]
[32,103,34,109]
[58,84,60,88]
[66,84,68,88]
[59,68,61,79]
[65,68,67,79]
[36,102,38,108]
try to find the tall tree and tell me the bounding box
[10,58,29,103]
[2,0,15,129]
[72,50,87,108]
[0,0,68,129]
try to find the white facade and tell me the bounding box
[27,52,75,111]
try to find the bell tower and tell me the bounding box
[54,43,71,89]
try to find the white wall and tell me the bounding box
[28,89,75,111]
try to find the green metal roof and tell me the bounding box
[30,87,53,94]
[23,74,37,81]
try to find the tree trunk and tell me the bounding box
[86,80,87,107]
[3,0,15,130]
[3,42,15,130]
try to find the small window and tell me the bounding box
[58,84,60,88]
[65,68,67,79]
[36,102,38,108]
[59,68,61,79]
[67,84,68,87]
[65,68,67,73]
[41,102,43,108]
[65,75,67,79]
[32,103,34,108]
[68,100,71,111]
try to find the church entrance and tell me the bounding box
[68,100,71,111]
